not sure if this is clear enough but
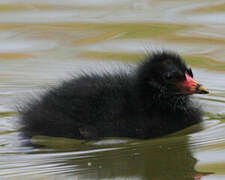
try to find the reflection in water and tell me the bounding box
[72,138,198,180]
[16,135,208,180]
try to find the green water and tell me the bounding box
[0,1,225,180]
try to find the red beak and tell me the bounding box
[178,74,208,94]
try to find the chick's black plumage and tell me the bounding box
[20,51,207,139]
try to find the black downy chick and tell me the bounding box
[20,51,208,139]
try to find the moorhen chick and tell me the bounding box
[20,51,208,139]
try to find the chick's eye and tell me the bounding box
[187,68,193,77]
[164,73,173,80]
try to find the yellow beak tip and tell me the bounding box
[198,85,209,94]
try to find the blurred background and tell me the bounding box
[0,0,225,180]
